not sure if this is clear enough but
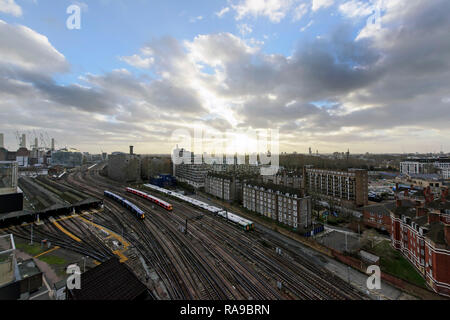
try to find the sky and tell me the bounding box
[0,0,449,154]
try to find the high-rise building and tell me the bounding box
[303,167,368,208]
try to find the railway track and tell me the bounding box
[49,165,368,300]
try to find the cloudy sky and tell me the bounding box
[0,0,449,154]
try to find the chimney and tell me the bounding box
[445,225,450,246]
[0,133,3,148]
[428,213,440,224]
[442,188,449,203]
[21,134,26,148]
[51,138,55,151]
[130,146,134,155]
[416,207,426,217]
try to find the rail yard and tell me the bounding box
[2,164,369,300]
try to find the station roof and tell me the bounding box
[67,257,150,300]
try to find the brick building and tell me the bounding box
[390,187,450,297]
[303,167,368,208]
[362,201,395,232]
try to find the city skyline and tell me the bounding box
[1,0,449,154]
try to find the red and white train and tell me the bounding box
[126,187,173,211]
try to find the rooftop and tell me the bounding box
[67,257,150,300]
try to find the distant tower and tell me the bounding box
[309,147,312,155]
[0,133,3,149]
[130,146,134,155]
[34,137,39,149]
[51,138,55,151]
[21,134,26,148]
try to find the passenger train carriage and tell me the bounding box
[104,191,145,220]
[143,184,254,231]
[126,187,173,211]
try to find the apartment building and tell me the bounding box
[400,158,450,176]
[261,172,302,189]
[204,172,242,202]
[390,189,450,297]
[243,183,312,231]
[174,163,210,189]
[303,168,368,208]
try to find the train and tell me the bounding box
[104,191,145,220]
[126,187,173,211]
[143,184,254,231]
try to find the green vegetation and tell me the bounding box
[39,255,67,266]
[16,243,44,256]
[369,241,427,288]
[15,243,67,267]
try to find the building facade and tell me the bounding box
[362,202,395,232]
[174,163,210,189]
[243,183,312,231]
[108,153,141,183]
[390,191,450,297]
[303,168,368,208]
[205,173,242,202]
[400,158,450,176]
[51,148,83,168]
[262,173,302,189]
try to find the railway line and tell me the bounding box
[45,164,369,300]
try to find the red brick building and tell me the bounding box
[362,201,395,233]
[390,188,450,297]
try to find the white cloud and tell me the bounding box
[312,0,334,11]
[238,23,253,36]
[120,54,154,69]
[300,20,313,32]
[0,20,68,73]
[292,3,309,21]
[0,0,22,17]
[339,0,374,18]
[215,7,230,18]
[189,16,203,23]
[232,0,294,23]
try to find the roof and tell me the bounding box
[67,257,150,300]
[364,201,396,216]
[426,222,447,246]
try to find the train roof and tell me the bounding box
[143,184,253,227]
[127,187,172,207]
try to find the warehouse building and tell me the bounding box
[243,182,312,231]
[303,167,368,208]
[107,146,141,183]
[51,148,83,168]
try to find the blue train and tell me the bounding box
[104,191,145,220]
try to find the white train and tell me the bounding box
[143,184,254,231]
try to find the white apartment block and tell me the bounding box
[243,184,312,230]
[400,158,450,176]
